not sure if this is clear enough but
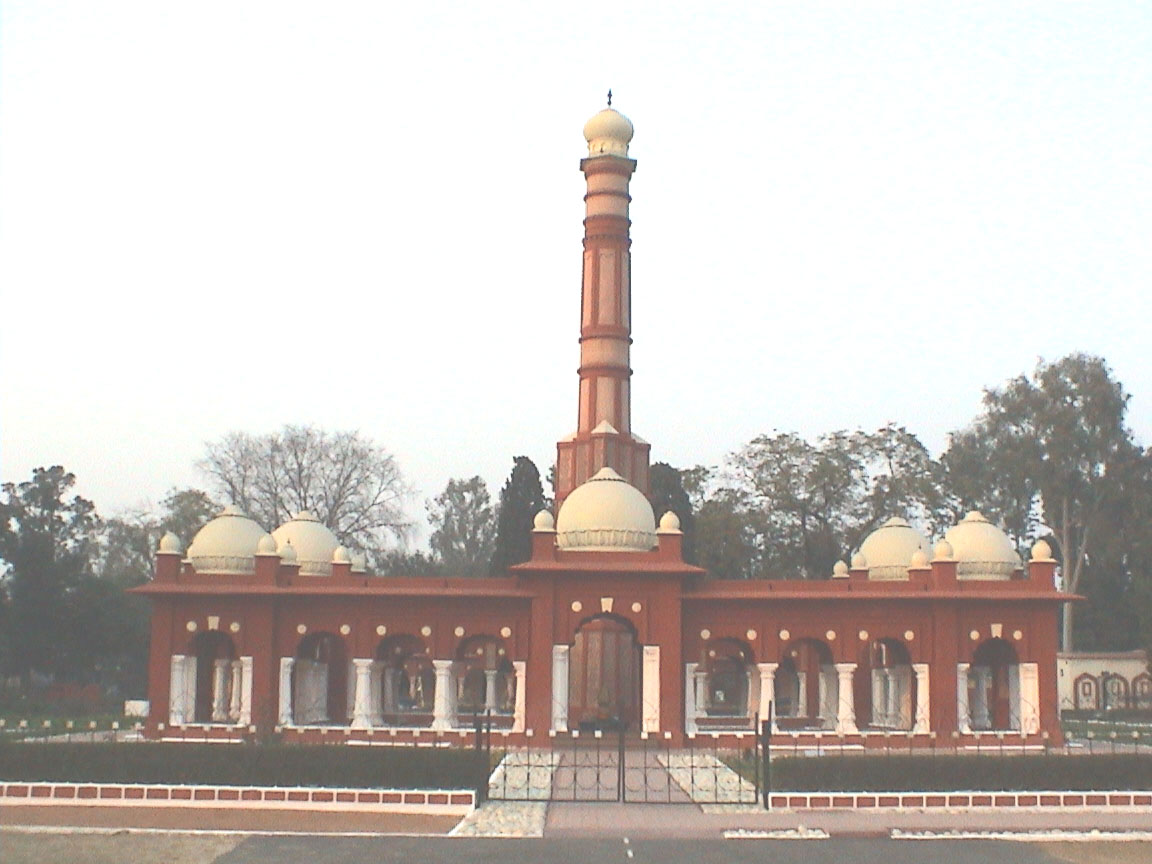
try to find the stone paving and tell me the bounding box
[449,801,548,837]
[660,750,758,804]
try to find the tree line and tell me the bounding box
[2,352,1150,703]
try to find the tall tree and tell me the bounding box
[199,425,410,555]
[944,354,1135,650]
[649,462,697,563]
[489,457,546,575]
[0,467,100,690]
[427,477,497,578]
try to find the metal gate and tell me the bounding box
[479,719,765,804]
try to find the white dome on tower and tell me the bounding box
[271,511,340,577]
[186,506,267,574]
[584,107,634,157]
[857,517,931,581]
[943,511,1021,580]
[555,467,656,551]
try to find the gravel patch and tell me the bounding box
[450,802,548,837]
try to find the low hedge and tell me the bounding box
[762,754,1152,792]
[0,740,486,789]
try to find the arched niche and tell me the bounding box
[293,631,348,725]
[568,614,641,732]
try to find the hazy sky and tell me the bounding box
[2,2,1150,544]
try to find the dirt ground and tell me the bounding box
[0,832,243,864]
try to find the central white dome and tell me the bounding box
[187,506,267,574]
[556,467,656,552]
[944,511,1021,580]
[272,511,340,576]
[857,517,930,581]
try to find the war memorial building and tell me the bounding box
[135,105,1073,748]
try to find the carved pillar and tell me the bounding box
[956,662,971,733]
[211,659,230,722]
[642,645,660,733]
[1018,662,1040,735]
[912,663,931,734]
[971,666,991,729]
[431,659,455,731]
[351,659,375,729]
[684,663,698,735]
[551,645,570,732]
[484,669,500,713]
[834,663,858,734]
[512,661,526,733]
[229,660,243,722]
[238,656,253,726]
[169,655,187,726]
[757,663,779,731]
[277,657,295,726]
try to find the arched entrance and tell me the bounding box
[377,634,435,726]
[775,638,836,730]
[568,615,641,731]
[456,635,514,717]
[970,638,1018,730]
[293,632,348,725]
[700,639,753,720]
[864,638,914,730]
[189,631,236,724]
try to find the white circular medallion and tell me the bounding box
[904,630,915,641]
[296,624,307,635]
[229,622,241,633]
[825,630,836,642]
[420,625,432,637]
[571,600,583,613]
[500,626,512,638]
[631,602,642,613]
[454,626,465,637]
[186,621,198,632]
[779,629,790,641]
[700,629,711,640]
[339,624,351,636]
[746,629,758,642]
[376,625,387,636]
[969,629,980,641]
[858,630,869,642]
[1013,629,1023,641]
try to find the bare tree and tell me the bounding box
[199,426,411,553]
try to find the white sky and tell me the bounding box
[2,1,1150,545]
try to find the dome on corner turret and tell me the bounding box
[556,467,656,552]
[944,511,1021,580]
[186,506,267,574]
[271,511,340,576]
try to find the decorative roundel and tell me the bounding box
[420,625,432,637]
[229,622,241,633]
[571,600,583,613]
[779,629,790,641]
[969,629,980,641]
[746,629,758,642]
[1013,629,1023,641]
[904,630,915,641]
[498,647,506,656]
[454,626,465,637]
[186,621,198,632]
[825,630,837,642]
[376,625,387,636]
[700,629,711,640]
[858,630,869,642]
[631,602,642,613]
[708,649,716,658]
[296,624,307,635]
[500,626,512,638]
[339,624,351,636]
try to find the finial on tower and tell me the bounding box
[607,89,613,107]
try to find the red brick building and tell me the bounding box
[135,105,1072,748]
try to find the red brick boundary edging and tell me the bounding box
[765,791,1152,810]
[0,782,474,815]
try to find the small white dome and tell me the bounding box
[910,549,929,569]
[278,539,298,564]
[158,531,183,555]
[832,560,849,578]
[944,511,1021,580]
[857,517,930,581]
[256,533,278,555]
[332,546,351,564]
[1031,539,1054,562]
[555,467,656,552]
[533,509,556,532]
[658,511,682,533]
[851,552,868,570]
[187,507,268,574]
[933,539,954,561]
[583,107,634,157]
[272,511,340,576]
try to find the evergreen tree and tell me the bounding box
[489,457,547,575]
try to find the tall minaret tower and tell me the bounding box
[554,101,651,508]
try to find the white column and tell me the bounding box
[484,669,500,713]
[642,645,660,733]
[972,667,991,729]
[684,663,699,735]
[351,658,374,729]
[912,663,930,734]
[886,669,900,727]
[694,668,709,713]
[1018,662,1040,734]
[956,662,971,733]
[1008,664,1022,731]
[818,666,836,728]
[757,663,778,731]
[870,668,884,727]
[278,657,295,726]
[169,655,187,725]
[238,656,253,726]
[746,665,759,723]
[345,659,357,723]
[512,661,526,733]
[797,672,808,718]
[551,644,570,732]
[229,661,243,722]
[834,663,858,734]
[431,659,455,731]
[211,659,230,722]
